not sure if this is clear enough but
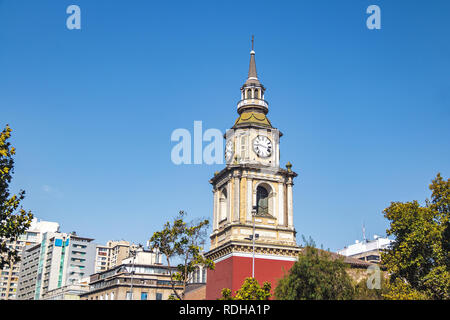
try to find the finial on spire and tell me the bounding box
[251,35,254,51]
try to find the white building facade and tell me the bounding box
[337,236,394,263]
[0,218,59,300]
[16,231,96,300]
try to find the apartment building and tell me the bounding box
[95,240,139,273]
[0,218,59,300]
[16,241,45,300]
[16,231,96,300]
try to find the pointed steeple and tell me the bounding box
[234,36,271,128]
[245,36,260,85]
[248,51,257,78]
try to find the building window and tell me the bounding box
[219,188,228,221]
[156,293,162,300]
[256,186,269,215]
[141,292,148,300]
[202,269,206,283]
[241,135,248,159]
[366,255,380,262]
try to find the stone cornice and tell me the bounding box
[210,164,297,186]
[205,241,302,261]
[210,221,296,236]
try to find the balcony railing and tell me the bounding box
[237,99,269,111]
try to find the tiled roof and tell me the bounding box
[301,248,374,268]
[234,112,272,128]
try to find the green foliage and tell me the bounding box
[353,274,388,300]
[0,125,33,269]
[301,234,316,248]
[301,234,329,252]
[149,210,214,300]
[220,288,233,300]
[274,246,354,300]
[220,277,271,300]
[383,278,429,300]
[381,173,450,300]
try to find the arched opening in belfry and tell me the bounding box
[256,185,269,215]
[219,188,228,221]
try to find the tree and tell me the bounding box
[220,277,271,300]
[0,125,33,269]
[353,274,388,300]
[381,173,450,300]
[149,210,214,300]
[274,246,354,300]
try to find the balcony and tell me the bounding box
[72,251,86,256]
[237,99,269,111]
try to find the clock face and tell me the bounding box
[253,135,272,158]
[225,140,234,162]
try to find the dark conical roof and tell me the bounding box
[245,50,261,86]
[248,50,257,79]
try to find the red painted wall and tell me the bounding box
[205,255,295,300]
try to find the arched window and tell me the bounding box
[219,188,228,221]
[254,89,259,99]
[256,186,269,215]
[246,89,251,99]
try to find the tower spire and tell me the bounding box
[236,36,269,121]
[247,35,258,82]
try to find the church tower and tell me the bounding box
[205,40,301,299]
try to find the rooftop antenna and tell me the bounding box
[362,222,366,243]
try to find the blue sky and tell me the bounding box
[1,0,449,251]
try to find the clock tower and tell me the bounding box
[205,41,301,299]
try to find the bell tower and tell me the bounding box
[205,39,301,299]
